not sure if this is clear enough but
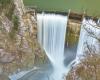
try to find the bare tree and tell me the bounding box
[66,19,100,80]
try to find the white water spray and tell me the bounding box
[37,13,68,80]
[76,18,100,63]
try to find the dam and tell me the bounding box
[4,0,100,80]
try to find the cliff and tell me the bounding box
[0,0,46,78]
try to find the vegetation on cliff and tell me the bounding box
[0,0,14,19]
[9,15,19,39]
[0,0,46,77]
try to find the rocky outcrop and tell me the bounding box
[0,0,46,76]
[66,53,100,80]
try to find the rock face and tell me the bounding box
[0,0,46,76]
[0,73,9,80]
[66,53,100,80]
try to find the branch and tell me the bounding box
[83,24,100,42]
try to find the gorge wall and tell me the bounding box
[0,0,46,78]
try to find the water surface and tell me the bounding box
[24,0,100,17]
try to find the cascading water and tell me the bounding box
[8,13,100,80]
[76,18,100,63]
[37,13,68,80]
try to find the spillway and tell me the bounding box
[9,13,100,80]
[37,13,68,80]
[76,18,100,63]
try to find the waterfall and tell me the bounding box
[76,18,100,63]
[37,13,68,80]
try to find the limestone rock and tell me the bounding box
[0,0,47,76]
[0,49,15,63]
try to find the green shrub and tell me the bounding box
[9,15,19,39]
[0,0,12,7]
[0,0,14,20]
[5,4,15,20]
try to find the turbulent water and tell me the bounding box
[76,18,100,63]
[37,13,100,80]
[37,13,68,80]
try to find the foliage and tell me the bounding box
[0,0,15,20]
[5,3,15,20]
[9,15,19,40]
[0,0,12,7]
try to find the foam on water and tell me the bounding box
[76,18,100,63]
